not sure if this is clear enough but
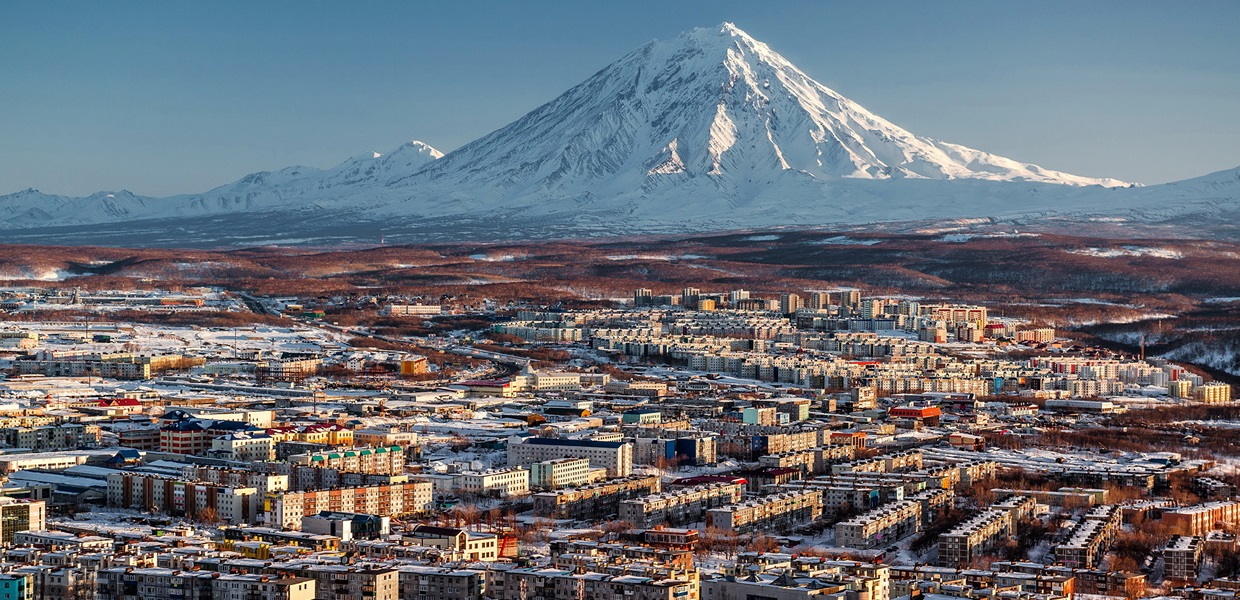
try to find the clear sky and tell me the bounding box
[2,0,1238,196]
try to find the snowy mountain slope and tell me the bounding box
[2,23,1238,245]
[386,22,1129,219]
[0,140,442,227]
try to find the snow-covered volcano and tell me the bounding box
[399,23,1127,202]
[4,23,1236,247]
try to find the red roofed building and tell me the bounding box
[889,405,942,425]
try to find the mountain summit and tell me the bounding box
[392,22,1128,208]
[5,23,1235,247]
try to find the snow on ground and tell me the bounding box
[0,269,77,281]
[938,232,1040,243]
[1066,246,1184,259]
[604,254,710,261]
[810,236,880,246]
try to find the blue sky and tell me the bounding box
[2,0,1238,196]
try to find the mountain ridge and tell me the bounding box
[2,22,1237,246]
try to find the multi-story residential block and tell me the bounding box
[288,446,405,475]
[107,473,260,524]
[0,423,101,451]
[254,357,322,384]
[0,498,45,543]
[454,467,529,498]
[937,493,1036,565]
[266,480,434,529]
[630,434,716,467]
[835,500,922,550]
[1054,505,1122,568]
[490,567,697,600]
[508,437,633,477]
[210,432,275,462]
[1161,501,1240,535]
[289,565,398,600]
[1196,381,1233,403]
[352,427,418,448]
[181,467,289,496]
[529,457,592,490]
[707,489,823,535]
[396,565,485,600]
[96,568,215,600]
[13,353,199,380]
[938,508,1015,567]
[1163,535,1201,582]
[211,575,317,600]
[619,482,744,528]
[532,475,661,520]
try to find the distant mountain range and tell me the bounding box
[4,23,1238,247]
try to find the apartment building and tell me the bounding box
[508,437,633,478]
[212,575,317,600]
[266,480,434,529]
[1163,535,1202,582]
[288,446,406,475]
[454,467,530,498]
[107,473,260,524]
[209,432,275,462]
[96,568,215,600]
[490,567,698,600]
[396,565,485,600]
[630,434,717,467]
[254,357,322,384]
[1196,381,1233,404]
[13,353,198,380]
[532,475,662,520]
[276,465,409,492]
[382,304,441,317]
[0,498,45,543]
[289,565,398,600]
[759,444,856,476]
[909,488,956,525]
[938,508,1016,567]
[835,500,923,550]
[1055,505,1123,569]
[707,489,823,534]
[0,423,101,451]
[1163,501,1240,535]
[937,493,1036,565]
[530,457,592,490]
[619,482,744,528]
[991,561,1147,598]
[353,427,419,448]
[181,467,289,496]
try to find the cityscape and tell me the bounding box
[0,280,1232,600]
[1,3,1238,600]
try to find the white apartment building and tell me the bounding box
[530,457,592,490]
[508,437,633,478]
[454,467,529,497]
[210,432,275,462]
